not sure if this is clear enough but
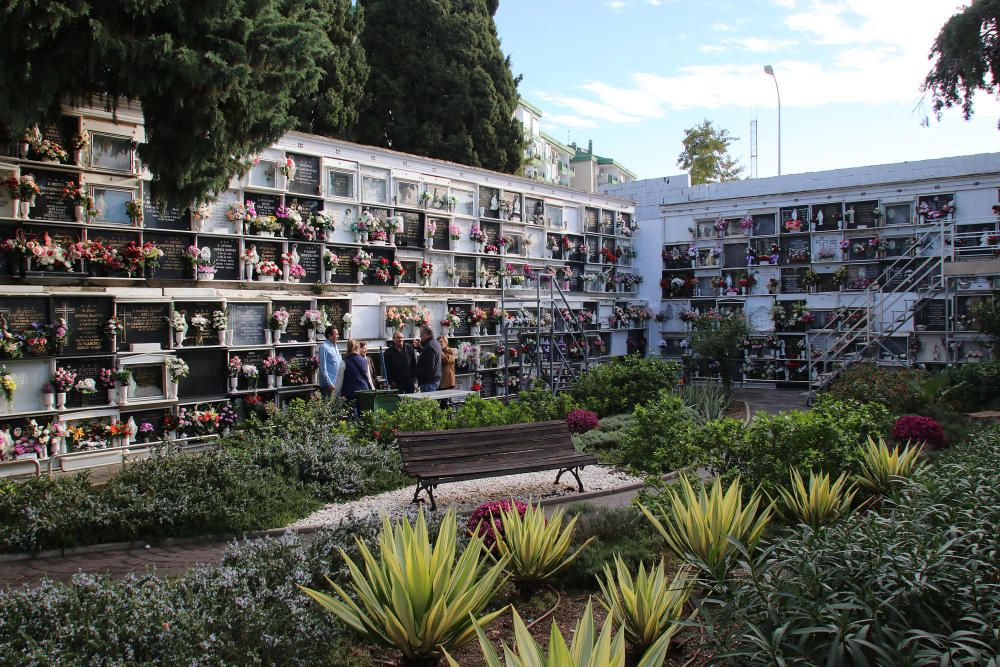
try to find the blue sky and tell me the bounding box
[494,0,999,180]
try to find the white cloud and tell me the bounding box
[774,0,796,6]
[698,44,727,54]
[604,0,626,8]
[712,22,735,31]
[729,37,797,53]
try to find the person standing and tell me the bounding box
[438,335,456,390]
[340,339,373,401]
[383,330,417,394]
[415,325,442,392]
[358,340,377,389]
[317,325,341,398]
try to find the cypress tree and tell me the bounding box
[354,0,525,174]
[0,0,357,205]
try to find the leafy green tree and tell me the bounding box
[923,0,1000,122]
[676,120,744,185]
[290,0,369,138]
[688,311,751,388]
[0,0,354,205]
[354,0,525,173]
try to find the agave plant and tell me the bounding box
[597,556,694,655]
[677,381,732,424]
[855,435,925,496]
[775,468,857,530]
[494,501,595,587]
[299,510,510,666]
[639,476,772,580]
[444,598,674,667]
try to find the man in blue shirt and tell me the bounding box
[318,325,342,398]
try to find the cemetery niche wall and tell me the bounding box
[0,102,643,475]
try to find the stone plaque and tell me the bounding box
[779,206,807,232]
[0,297,49,339]
[120,407,168,439]
[202,236,239,281]
[28,169,76,223]
[399,260,418,284]
[329,171,352,198]
[782,236,811,263]
[812,202,842,231]
[752,213,776,236]
[430,216,449,247]
[287,196,323,216]
[317,299,349,334]
[142,189,190,231]
[128,364,166,400]
[4,359,51,414]
[38,116,79,158]
[256,240,282,266]
[205,190,239,234]
[274,301,308,342]
[397,211,423,248]
[297,242,322,283]
[478,186,499,217]
[479,370,496,398]
[245,192,281,219]
[325,245,355,285]
[238,348,269,391]
[448,302,472,337]
[286,153,322,196]
[177,348,226,399]
[584,208,599,234]
[59,355,110,409]
[915,299,947,330]
[229,302,267,347]
[53,297,113,355]
[118,302,170,350]
[481,221,501,244]
[456,256,476,288]
[143,231,191,280]
[846,200,879,229]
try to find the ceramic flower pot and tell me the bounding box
[117,385,129,406]
[275,376,283,388]
[168,381,178,399]
[56,392,67,410]
[357,270,365,284]
[74,205,85,223]
[258,274,274,282]
[173,330,185,347]
[267,374,275,389]
[264,329,273,344]
[229,377,238,391]
[107,388,117,405]
[19,199,32,220]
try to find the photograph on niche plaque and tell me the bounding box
[327,169,355,199]
[396,181,420,208]
[128,363,166,401]
[362,175,388,204]
[92,187,134,225]
[89,133,134,172]
[286,154,321,196]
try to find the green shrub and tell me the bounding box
[451,394,516,428]
[0,451,317,553]
[937,361,1000,412]
[681,398,889,496]
[677,381,733,424]
[572,356,681,417]
[513,381,579,421]
[595,413,636,432]
[622,391,701,474]
[825,362,928,414]
[698,427,1000,664]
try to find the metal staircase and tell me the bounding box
[810,218,950,393]
[499,266,592,396]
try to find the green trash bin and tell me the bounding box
[356,389,400,414]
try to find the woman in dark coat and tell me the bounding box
[340,338,372,401]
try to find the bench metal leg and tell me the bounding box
[555,467,585,492]
[411,480,439,511]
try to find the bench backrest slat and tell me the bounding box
[398,420,576,468]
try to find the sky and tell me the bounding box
[493,0,999,181]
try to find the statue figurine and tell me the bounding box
[247,244,259,265]
[489,194,499,212]
[725,273,733,289]
[845,207,855,228]
[512,197,521,215]
[290,244,300,265]
[816,210,824,228]
[125,416,138,444]
[791,208,799,221]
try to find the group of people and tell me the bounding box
[315,325,457,403]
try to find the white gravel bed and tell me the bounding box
[287,465,642,529]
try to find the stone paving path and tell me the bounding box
[0,389,809,590]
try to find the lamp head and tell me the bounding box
[764,65,774,76]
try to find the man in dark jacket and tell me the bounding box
[415,325,442,392]
[384,330,417,394]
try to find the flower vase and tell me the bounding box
[19,199,33,220]
[420,276,428,287]
[342,327,350,341]
[264,329,273,344]
[275,376,283,389]
[282,265,290,281]
[267,374,275,389]
[74,205,85,223]
[243,264,254,281]
[357,270,365,285]
[43,393,55,411]
[107,388,117,405]
[168,381,178,399]
[426,237,433,250]
[258,230,274,238]
[192,218,203,233]
[353,232,361,243]
[387,231,394,246]
[393,276,401,287]
[117,385,129,406]
[308,328,317,342]
[56,392,67,410]
[361,231,369,244]
[229,377,238,392]
[273,329,282,344]
[173,330,185,348]
[18,141,30,158]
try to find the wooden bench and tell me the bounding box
[397,420,598,511]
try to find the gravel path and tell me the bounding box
[288,465,643,529]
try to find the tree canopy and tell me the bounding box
[0,0,363,205]
[353,0,525,174]
[676,120,743,185]
[923,0,1000,123]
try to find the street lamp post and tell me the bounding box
[764,64,781,176]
